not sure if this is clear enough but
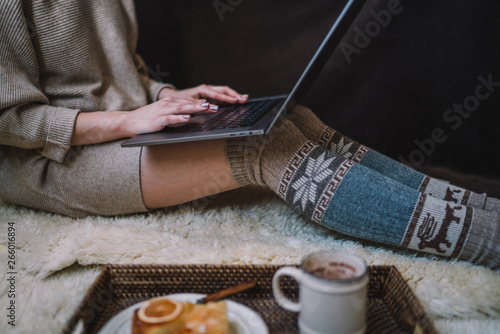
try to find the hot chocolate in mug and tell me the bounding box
[272,251,369,334]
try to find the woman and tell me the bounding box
[0,0,498,269]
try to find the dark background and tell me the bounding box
[134,0,500,196]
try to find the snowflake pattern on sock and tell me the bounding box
[279,142,355,223]
[330,137,354,159]
[291,152,337,212]
[318,127,369,163]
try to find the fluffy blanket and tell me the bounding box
[0,186,499,334]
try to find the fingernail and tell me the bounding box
[210,105,219,111]
[232,97,239,101]
[183,115,190,119]
[241,94,249,100]
[201,102,209,107]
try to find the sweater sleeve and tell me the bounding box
[0,1,79,163]
[134,52,175,102]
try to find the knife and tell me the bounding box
[196,280,257,304]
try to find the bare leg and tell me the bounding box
[140,139,240,209]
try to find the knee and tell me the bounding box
[290,105,314,118]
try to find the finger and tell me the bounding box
[197,102,219,113]
[190,102,219,114]
[197,85,243,104]
[157,99,213,115]
[210,86,249,103]
[155,97,210,114]
[162,114,193,127]
[160,95,206,104]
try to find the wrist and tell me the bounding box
[72,111,132,146]
[117,111,137,138]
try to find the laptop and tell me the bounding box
[121,0,367,147]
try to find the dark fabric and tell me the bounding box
[134,0,500,193]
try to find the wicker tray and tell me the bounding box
[63,264,436,334]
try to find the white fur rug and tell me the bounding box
[1,186,499,334]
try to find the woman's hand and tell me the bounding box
[158,84,248,104]
[127,96,218,135]
[71,96,217,146]
[71,84,249,146]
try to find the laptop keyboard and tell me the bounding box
[192,98,282,132]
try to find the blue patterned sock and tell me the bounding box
[226,119,499,269]
[290,106,500,213]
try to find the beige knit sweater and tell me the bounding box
[0,0,171,163]
[0,0,172,216]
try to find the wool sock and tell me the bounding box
[225,118,499,269]
[289,106,500,213]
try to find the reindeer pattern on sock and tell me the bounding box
[402,194,473,257]
[420,178,471,206]
[417,203,462,253]
[444,188,462,203]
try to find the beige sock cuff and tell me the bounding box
[225,138,253,186]
[225,119,314,190]
[290,105,329,142]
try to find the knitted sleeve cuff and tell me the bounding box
[41,106,80,163]
[148,81,176,102]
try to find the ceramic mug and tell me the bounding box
[272,252,369,334]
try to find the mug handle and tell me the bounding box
[272,266,302,312]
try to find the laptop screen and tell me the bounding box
[274,0,368,124]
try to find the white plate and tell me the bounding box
[98,293,269,334]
